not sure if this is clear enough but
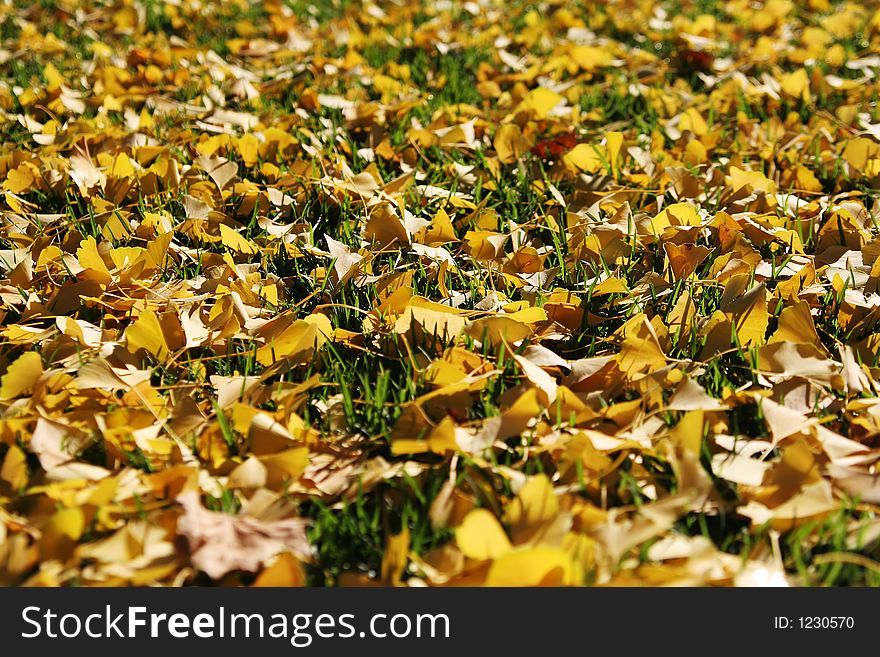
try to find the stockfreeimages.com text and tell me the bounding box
[21,605,451,647]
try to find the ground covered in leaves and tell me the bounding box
[1,0,880,587]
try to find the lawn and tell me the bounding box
[1,0,880,587]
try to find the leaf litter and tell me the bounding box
[1,0,880,587]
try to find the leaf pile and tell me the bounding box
[2,0,880,586]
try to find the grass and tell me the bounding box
[1,0,879,587]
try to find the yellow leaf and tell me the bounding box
[562,143,603,173]
[605,131,623,179]
[617,314,666,377]
[592,277,628,296]
[570,45,612,71]
[494,124,531,164]
[260,447,309,488]
[794,165,822,192]
[664,242,712,280]
[145,231,173,269]
[77,236,113,285]
[253,553,306,586]
[505,474,559,543]
[364,204,410,248]
[381,527,410,585]
[684,140,708,166]
[0,444,28,490]
[0,351,43,400]
[769,300,823,349]
[465,316,533,346]
[505,305,547,325]
[667,410,705,456]
[781,68,810,102]
[392,415,458,455]
[490,388,544,441]
[420,207,457,245]
[651,202,700,234]
[219,224,259,254]
[255,313,331,366]
[394,305,468,342]
[108,246,147,270]
[725,283,769,347]
[260,283,279,305]
[678,108,708,136]
[517,87,564,120]
[456,508,512,560]
[729,166,777,194]
[841,138,880,171]
[3,165,35,194]
[237,133,260,167]
[125,309,170,360]
[43,62,64,89]
[485,547,579,586]
[463,230,507,260]
[751,0,792,29]
[110,152,136,178]
[40,507,85,562]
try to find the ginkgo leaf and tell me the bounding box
[255,313,331,366]
[605,131,623,179]
[260,447,310,488]
[724,283,769,347]
[206,159,239,190]
[516,87,564,119]
[40,508,85,561]
[678,107,708,136]
[780,68,810,101]
[514,353,557,404]
[419,208,457,245]
[219,224,259,254]
[0,351,43,400]
[381,527,410,585]
[768,300,823,350]
[465,316,533,346]
[0,444,28,490]
[392,415,458,455]
[504,474,559,544]
[485,547,579,586]
[617,314,666,377]
[125,309,171,360]
[395,305,468,342]
[3,166,35,194]
[494,124,531,164]
[253,552,306,587]
[1,0,877,590]
[76,236,113,285]
[237,133,260,167]
[841,137,880,170]
[728,166,777,194]
[456,509,512,560]
[652,202,701,234]
[562,143,603,172]
[570,45,612,71]
[325,235,363,285]
[664,242,711,280]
